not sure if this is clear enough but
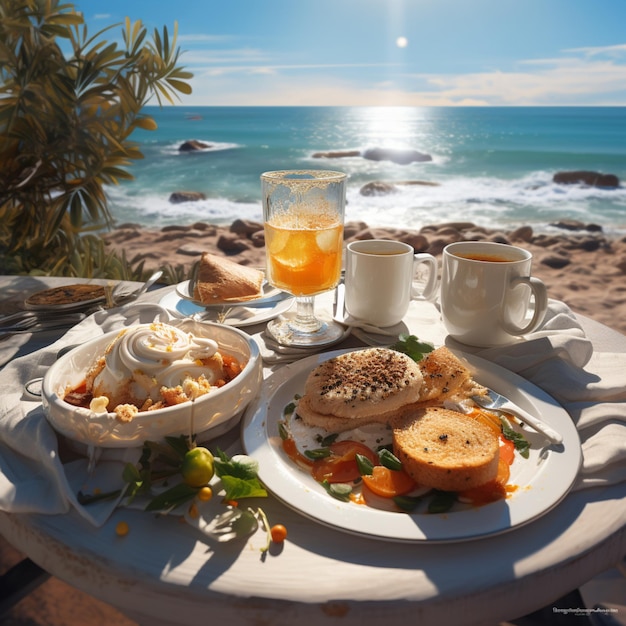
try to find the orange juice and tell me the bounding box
[265,212,343,296]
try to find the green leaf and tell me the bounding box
[77,488,122,505]
[166,78,192,94]
[304,448,331,460]
[378,448,402,471]
[221,475,267,501]
[321,481,352,502]
[393,495,423,512]
[501,422,530,459]
[428,490,456,514]
[145,483,199,512]
[318,432,339,447]
[390,334,435,363]
[213,451,259,480]
[278,421,289,441]
[356,453,374,476]
[163,435,192,460]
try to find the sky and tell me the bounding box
[72,0,626,106]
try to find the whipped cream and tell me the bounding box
[87,322,225,412]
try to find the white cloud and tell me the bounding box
[178,41,626,106]
[564,43,626,58]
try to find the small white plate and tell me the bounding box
[241,348,582,543]
[175,280,290,309]
[160,288,294,328]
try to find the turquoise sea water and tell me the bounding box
[106,106,626,235]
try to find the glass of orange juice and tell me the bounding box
[261,170,347,347]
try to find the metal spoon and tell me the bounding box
[110,270,163,306]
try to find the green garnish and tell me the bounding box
[390,334,434,362]
[304,447,332,460]
[393,495,423,512]
[501,421,531,459]
[378,448,402,471]
[317,432,339,447]
[428,490,456,514]
[356,452,375,476]
[321,480,353,502]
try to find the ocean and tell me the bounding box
[106,106,626,236]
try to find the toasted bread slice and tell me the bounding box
[417,346,485,402]
[391,407,499,492]
[296,348,423,432]
[193,252,264,303]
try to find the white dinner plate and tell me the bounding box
[160,287,294,328]
[241,348,582,543]
[175,279,290,309]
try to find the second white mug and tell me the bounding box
[344,239,439,327]
[440,241,548,347]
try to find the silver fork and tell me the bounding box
[472,389,563,444]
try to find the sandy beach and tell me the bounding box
[102,218,626,335]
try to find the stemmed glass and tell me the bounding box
[261,170,347,347]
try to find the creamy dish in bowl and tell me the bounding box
[42,319,262,448]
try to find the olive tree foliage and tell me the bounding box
[0,0,193,277]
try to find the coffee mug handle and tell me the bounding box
[411,254,439,302]
[502,276,548,336]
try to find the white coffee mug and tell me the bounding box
[344,240,439,327]
[440,241,548,347]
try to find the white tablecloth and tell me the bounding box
[0,277,625,626]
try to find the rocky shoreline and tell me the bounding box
[103,219,626,335]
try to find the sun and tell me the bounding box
[396,36,408,48]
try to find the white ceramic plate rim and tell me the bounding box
[159,288,293,328]
[241,348,582,543]
[175,279,289,308]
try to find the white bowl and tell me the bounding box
[41,319,262,448]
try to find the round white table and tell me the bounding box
[0,277,624,626]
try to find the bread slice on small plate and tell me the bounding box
[193,252,264,303]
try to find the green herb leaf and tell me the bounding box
[393,495,423,512]
[164,435,193,459]
[213,450,259,480]
[501,422,531,459]
[321,480,352,502]
[77,488,123,505]
[304,447,331,460]
[390,334,435,363]
[356,453,375,476]
[221,475,267,501]
[318,433,339,447]
[378,448,402,471]
[428,490,456,514]
[145,483,199,512]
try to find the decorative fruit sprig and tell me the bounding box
[78,436,285,551]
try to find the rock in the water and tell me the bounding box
[179,140,212,152]
[312,150,361,159]
[169,191,206,204]
[553,171,619,188]
[362,147,432,164]
[360,181,398,196]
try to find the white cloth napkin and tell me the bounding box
[0,303,171,520]
[458,300,626,491]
